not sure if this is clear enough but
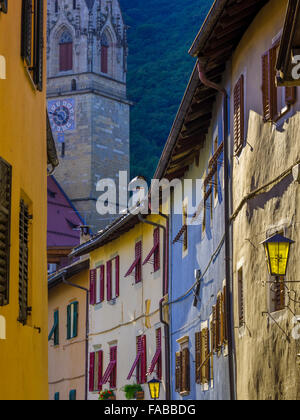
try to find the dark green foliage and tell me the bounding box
[120,0,212,180]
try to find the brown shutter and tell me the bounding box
[34,0,44,91]
[21,0,33,66]
[223,286,228,343]
[18,200,30,325]
[0,158,11,307]
[216,297,221,350]
[285,87,297,105]
[233,75,244,153]
[212,305,217,353]
[175,352,182,393]
[204,328,210,383]
[220,293,224,346]
[181,348,190,393]
[195,332,201,384]
[262,49,277,122]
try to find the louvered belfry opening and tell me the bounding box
[18,200,31,325]
[0,158,11,307]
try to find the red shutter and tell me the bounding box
[156,328,162,380]
[100,265,105,303]
[107,260,112,301]
[154,228,160,272]
[135,241,142,284]
[110,346,117,389]
[97,351,103,392]
[89,352,95,392]
[101,45,108,74]
[90,269,96,305]
[141,335,147,384]
[262,48,277,122]
[115,256,120,298]
[285,87,297,105]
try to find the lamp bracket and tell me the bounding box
[262,312,290,342]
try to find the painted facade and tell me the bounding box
[71,213,168,400]
[0,0,50,400]
[48,259,90,401]
[46,0,130,231]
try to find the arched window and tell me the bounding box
[59,31,73,72]
[101,33,109,74]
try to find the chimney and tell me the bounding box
[80,225,91,245]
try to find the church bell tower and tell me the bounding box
[47,0,130,232]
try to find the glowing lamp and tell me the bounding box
[261,234,294,276]
[148,378,161,400]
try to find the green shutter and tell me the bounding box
[54,392,59,401]
[48,310,59,344]
[73,302,78,338]
[69,390,76,401]
[67,304,71,340]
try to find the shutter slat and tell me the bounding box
[107,260,112,301]
[89,269,96,305]
[89,352,95,392]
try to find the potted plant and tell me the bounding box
[98,390,116,401]
[121,384,144,400]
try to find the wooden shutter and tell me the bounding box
[219,294,224,346]
[233,75,244,153]
[110,346,117,389]
[73,302,78,338]
[21,0,32,66]
[154,228,160,272]
[203,328,210,383]
[34,0,44,91]
[54,392,59,401]
[274,277,285,311]
[100,265,105,302]
[141,335,147,384]
[89,269,96,305]
[223,286,228,343]
[262,49,277,122]
[135,241,142,284]
[285,87,297,105]
[54,310,59,346]
[195,332,202,384]
[216,297,221,350]
[175,352,182,393]
[181,348,190,393]
[18,200,30,325]
[67,304,71,339]
[0,158,11,307]
[89,352,95,392]
[97,351,103,392]
[156,328,162,380]
[69,390,76,400]
[107,260,112,301]
[115,256,120,298]
[212,306,217,353]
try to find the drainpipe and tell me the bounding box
[197,59,236,401]
[62,273,89,401]
[138,214,171,401]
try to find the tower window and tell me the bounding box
[101,33,109,74]
[59,31,73,72]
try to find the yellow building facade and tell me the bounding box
[0,0,53,400]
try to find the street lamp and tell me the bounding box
[148,378,161,400]
[261,233,294,277]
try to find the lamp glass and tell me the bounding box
[262,234,294,277]
[148,379,161,400]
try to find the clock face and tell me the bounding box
[48,99,76,133]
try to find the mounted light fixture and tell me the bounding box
[148,378,161,400]
[261,234,295,277]
[0,0,7,14]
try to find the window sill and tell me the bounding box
[180,391,190,397]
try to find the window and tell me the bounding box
[59,31,73,72]
[48,310,59,346]
[238,268,245,327]
[175,338,190,395]
[0,1,8,14]
[101,346,117,389]
[101,33,109,74]
[54,392,59,400]
[262,45,296,123]
[18,200,31,325]
[127,335,147,384]
[90,266,105,305]
[195,328,211,386]
[148,329,162,380]
[21,0,44,91]
[67,301,78,340]
[0,158,12,307]
[271,277,286,313]
[89,350,103,393]
[125,241,142,284]
[143,228,160,272]
[69,390,76,400]
[233,75,245,154]
[212,289,227,353]
[107,256,120,301]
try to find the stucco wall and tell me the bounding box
[48,269,89,400]
[231,0,300,400]
[0,0,48,400]
[88,215,167,400]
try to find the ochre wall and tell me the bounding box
[231,0,300,400]
[48,269,89,401]
[0,1,48,400]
